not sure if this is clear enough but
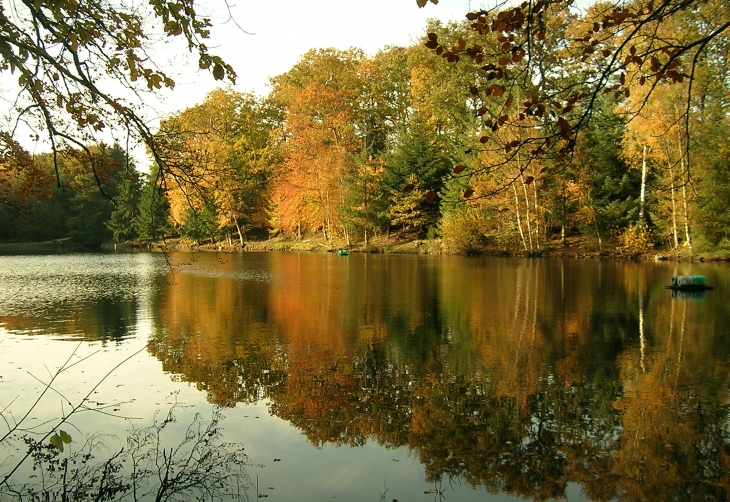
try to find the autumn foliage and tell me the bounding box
[4,1,730,253]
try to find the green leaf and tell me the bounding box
[50,434,64,452]
[416,0,428,7]
[59,430,72,444]
[164,20,182,36]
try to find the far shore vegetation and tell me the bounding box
[4,15,730,262]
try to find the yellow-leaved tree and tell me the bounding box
[156,89,276,245]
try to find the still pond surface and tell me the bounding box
[1,252,729,501]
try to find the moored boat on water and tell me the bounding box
[666,275,713,291]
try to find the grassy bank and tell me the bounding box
[0,239,80,255]
[3,235,728,262]
[162,234,730,262]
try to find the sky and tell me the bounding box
[0,0,488,167]
[171,0,486,101]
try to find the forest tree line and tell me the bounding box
[2,4,730,254]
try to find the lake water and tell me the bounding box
[1,252,729,501]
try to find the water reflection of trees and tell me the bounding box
[148,254,730,500]
[0,261,145,342]
[2,293,139,342]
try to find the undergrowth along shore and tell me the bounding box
[146,235,729,262]
[2,235,728,262]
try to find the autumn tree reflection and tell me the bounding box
[148,253,730,500]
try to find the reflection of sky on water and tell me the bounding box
[0,333,515,501]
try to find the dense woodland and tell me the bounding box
[2,3,730,255]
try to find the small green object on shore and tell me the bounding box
[666,275,713,291]
[337,249,349,256]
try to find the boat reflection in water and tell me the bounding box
[667,275,714,301]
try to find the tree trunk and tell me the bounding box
[679,157,693,254]
[560,182,567,247]
[513,183,528,252]
[668,157,679,252]
[532,182,540,249]
[673,105,692,254]
[234,220,245,248]
[639,144,649,225]
[593,213,603,252]
[520,174,534,253]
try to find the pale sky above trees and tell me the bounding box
[168,0,483,98]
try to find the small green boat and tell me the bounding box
[337,249,349,256]
[666,275,713,291]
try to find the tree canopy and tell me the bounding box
[419,0,729,189]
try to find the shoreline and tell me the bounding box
[2,236,728,262]
[145,236,729,263]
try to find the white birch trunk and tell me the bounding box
[513,183,528,252]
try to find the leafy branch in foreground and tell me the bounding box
[0,340,251,501]
[2,404,250,501]
[0,0,236,196]
[0,342,148,488]
[420,0,728,197]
